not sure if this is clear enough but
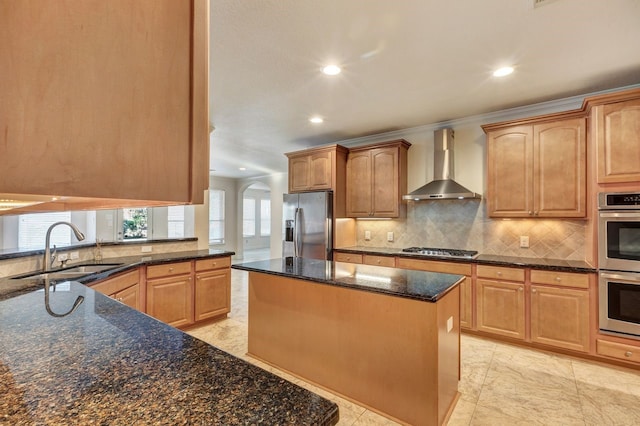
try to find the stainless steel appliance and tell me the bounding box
[598,192,640,338]
[283,191,333,260]
[599,271,640,338]
[402,246,478,259]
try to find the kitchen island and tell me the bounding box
[0,279,338,425]
[233,257,464,426]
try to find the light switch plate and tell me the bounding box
[520,236,530,248]
[364,230,371,241]
[387,232,394,242]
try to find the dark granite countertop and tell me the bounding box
[334,246,596,273]
[0,282,338,425]
[232,257,464,302]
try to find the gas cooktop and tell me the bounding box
[401,247,479,259]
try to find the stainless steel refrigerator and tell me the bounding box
[283,191,333,260]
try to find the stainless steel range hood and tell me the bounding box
[403,129,481,201]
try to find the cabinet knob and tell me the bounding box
[534,211,539,216]
[497,271,503,276]
[625,351,633,358]
[528,211,533,215]
[377,260,381,264]
[117,297,123,302]
[518,287,523,292]
[532,288,537,293]
[169,267,174,272]
[212,262,217,267]
[555,276,561,282]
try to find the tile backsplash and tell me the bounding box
[355,200,586,260]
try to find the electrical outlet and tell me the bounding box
[70,251,80,260]
[58,253,69,261]
[520,236,530,248]
[141,246,153,253]
[364,230,371,241]
[387,231,394,242]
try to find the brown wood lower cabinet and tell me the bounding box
[529,270,590,353]
[145,258,232,328]
[91,269,141,310]
[146,263,194,328]
[476,278,526,340]
[194,258,231,322]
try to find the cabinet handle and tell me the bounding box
[625,351,633,357]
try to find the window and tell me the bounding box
[209,190,225,244]
[167,206,185,238]
[18,212,73,250]
[243,197,256,237]
[122,208,148,240]
[260,198,271,236]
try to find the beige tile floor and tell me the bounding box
[187,268,640,426]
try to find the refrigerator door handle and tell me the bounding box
[294,207,301,257]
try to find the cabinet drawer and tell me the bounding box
[597,339,640,364]
[363,255,396,267]
[333,252,363,264]
[91,270,138,296]
[195,257,231,272]
[396,258,471,275]
[147,261,192,279]
[530,270,589,289]
[477,265,525,282]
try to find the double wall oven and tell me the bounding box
[598,192,640,339]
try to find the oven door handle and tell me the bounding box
[599,212,640,219]
[600,271,640,283]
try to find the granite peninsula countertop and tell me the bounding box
[0,251,339,425]
[1,249,235,300]
[232,257,464,302]
[334,246,596,273]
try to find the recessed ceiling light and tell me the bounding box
[322,65,341,76]
[309,117,324,124]
[238,167,246,171]
[493,66,514,77]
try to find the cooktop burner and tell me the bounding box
[402,247,479,259]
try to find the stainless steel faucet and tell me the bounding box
[43,222,85,272]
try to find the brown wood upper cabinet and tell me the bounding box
[346,140,410,218]
[286,145,348,192]
[0,0,209,207]
[484,117,586,218]
[591,94,640,184]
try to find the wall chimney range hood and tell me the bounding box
[403,129,481,201]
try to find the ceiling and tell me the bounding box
[209,0,640,179]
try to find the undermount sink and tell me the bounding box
[12,263,123,281]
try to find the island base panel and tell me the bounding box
[247,272,460,426]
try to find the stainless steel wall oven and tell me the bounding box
[598,192,640,339]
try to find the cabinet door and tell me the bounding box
[371,147,400,217]
[147,275,193,328]
[487,126,534,217]
[534,119,586,217]
[0,0,208,204]
[195,269,231,322]
[530,285,589,353]
[309,151,333,190]
[459,277,472,330]
[289,156,310,192]
[346,151,373,216]
[595,98,640,183]
[476,279,525,340]
[114,284,140,311]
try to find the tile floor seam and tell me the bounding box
[569,360,589,426]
